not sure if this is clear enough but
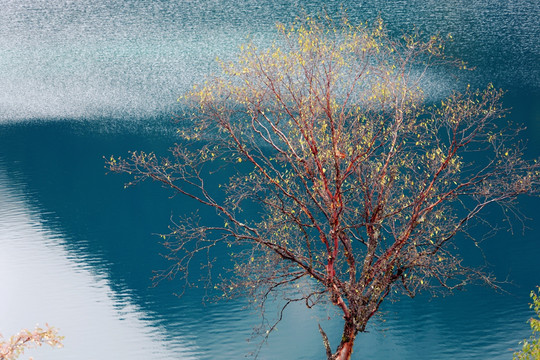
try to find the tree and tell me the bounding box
[0,325,63,360]
[514,287,540,360]
[108,16,539,359]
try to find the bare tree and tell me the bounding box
[108,16,539,360]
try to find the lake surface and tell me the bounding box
[1,1,539,359]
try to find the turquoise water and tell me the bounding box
[0,1,539,359]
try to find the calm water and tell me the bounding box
[1,1,539,359]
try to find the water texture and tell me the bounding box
[0,0,538,121]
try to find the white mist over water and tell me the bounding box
[0,0,260,121]
[0,0,478,123]
[3,0,537,123]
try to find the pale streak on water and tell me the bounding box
[0,168,198,360]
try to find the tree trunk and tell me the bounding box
[331,321,357,360]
